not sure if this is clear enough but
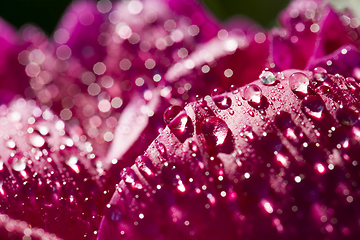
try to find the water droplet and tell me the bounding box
[242,84,262,104]
[120,167,136,184]
[163,105,184,124]
[312,67,328,82]
[155,142,167,158]
[200,116,233,153]
[336,107,359,126]
[230,85,239,94]
[166,109,194,142]
[201,117,228,147]
[302,95,325,119]
[315,85,334,99]
[242,126,255,141]
[188,141,199,153]
[260,70,276,86]
[289,72,310,94]
[212,95,232,110]
[345,77,360,92]
[228,108,235,115]
[136,155,155,177]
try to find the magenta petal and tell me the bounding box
[273,0,360,72]
[165,31,269,97]
[98,70,360,239]
[307,44,360,78]
[54,0,108,69]
[165,0,221,42]
[271,0,326,70]
[31,0,226,176]
[310,8,359,59]
[0,98,114,240]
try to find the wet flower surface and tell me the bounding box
[0,0,359,239]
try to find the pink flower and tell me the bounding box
[0,0,359,239]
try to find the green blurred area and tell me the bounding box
[0,0,72,35]
[0,0,357,35]
[202,0,290,28]
[0,0,289,35]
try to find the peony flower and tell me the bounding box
[0,0,359,239]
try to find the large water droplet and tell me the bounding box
[242,84,262,104]
[241,126,255,141]
[312,67,328,82]
[120,167,135,184]
[136,155,155,177]
[345,77,360,92]
[315,85,335,99]
[201,117,228,147]
[200,116,233,153]
[259,70,276,86]
[289,72,310,94]
[163,105,184,124]
[302,95,325,119]
[168,110,193,142]
[212,95,232,110]
[156,142,167,158]
[229,85,239,94]
[336,107,359,126]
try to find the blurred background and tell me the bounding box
[0,0,357,35]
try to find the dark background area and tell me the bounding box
[0,0,290,35]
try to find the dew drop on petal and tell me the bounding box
[289,72,310,94]
[212,95,232,110]
[336,107,359,126]
[242,84,262,104]
[163,106,184,124]
[201,116,229,149]
[312,67,328,82]
[136,155,155,177]
[260,70,276,86]
[302,95,325,119]
[156,142,167,157]
[167,111,193,143]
